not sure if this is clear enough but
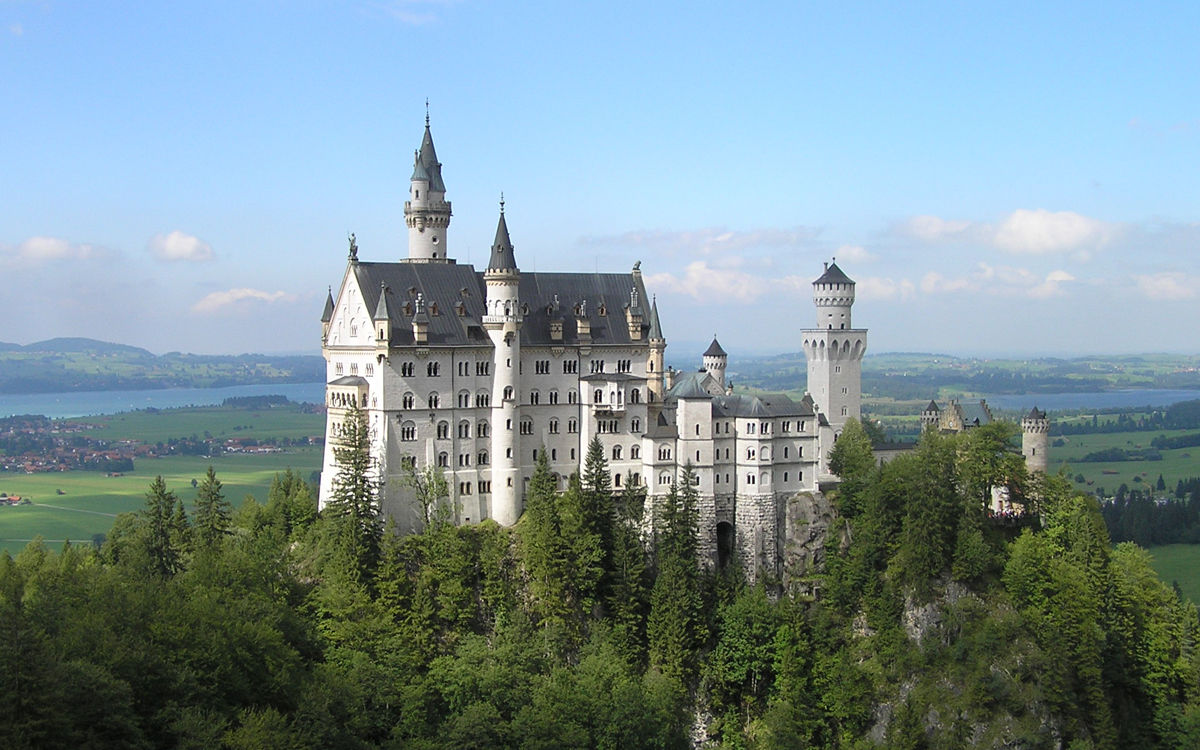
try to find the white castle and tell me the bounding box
[319,118,1035,576]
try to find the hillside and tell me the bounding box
[0,338,324,394]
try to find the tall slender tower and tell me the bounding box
[404,113,452,261]
[801,261,867,432]
[647,297,666,401]
[1022,407,1050,474]
[483,202,522,525]
[702,337,728,389]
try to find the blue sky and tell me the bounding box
[2,1,1198,359]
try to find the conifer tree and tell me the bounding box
[193,466,231,551]
[648,463,702,680]
[141,475,183,578]
[581,434,616,570]
[608,473,650,663]
[326,404,383,580]
[519,448,571,627]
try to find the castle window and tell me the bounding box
[614,473,621,487]
[590,360,605,374]
[402,362,415,377]
[478,420,489,437]
[506,448,513,459]
[835,366,841,373]
[841,406,848,416]
[503,386,514,401]
[506,419,512,430]
[437,421,449,439]
[633,472,640,486]
[630,388,641,404]
[530,390,540,405]
[533,450,538,461]
[612,445,622,460]
[782,421,791,433]
[631,445,640,459]
[404,303,413,316]
[478,451,489,465]
[761,422,770,433]
[401,421,416,441]
[747,448,756,460]
[520,418,534,435]
[747,473,755,485]
[350,323,358,337]
[594,389,604,403]
[800,421,806,432]
[784,472,789,482]
[430,303,439,316]
[799,446,803,457]
[401,456,416,469]
[366,363,374,376]
[659,473,671,486]
[521,303,529,316]
[456,302,466,316]
[571,448,576,460]
[403,392,415,409]
[658,445,671,460]
[598,304,606,316]
[458,453,471,467]
[747,423,755,435]
[563,360,578,374]
[427,362,440,377]
[458,391,471,408]
[350,363,359,375]
[437,452,449,467]
[458,421,471,438]
[696,450,700,461]
[631,418,642,433]
[842,387,848,395]
[476,392,490,408]
[552,449,557,460]
[535,360,550,374]
[695,425,700,436]
[549,418,559,434]
[783,447,789,458]
[568,390,578,404]
[336,363,344,376]
[549,389,559,405]
[479,480,491,494]
[476,361,491,376]
[617,359,631,373]
[568,419,578,433]
[428,392,440,409]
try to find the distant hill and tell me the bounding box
[0,338,325,394]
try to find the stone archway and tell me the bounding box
[716,522,735,570]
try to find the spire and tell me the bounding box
[418,116,445,192]
[814,260,854,285]
[410,149,429,181]
[321,287,334,322]
[487,201,516,271]
[373,281,390,321]
[648,296,664,340]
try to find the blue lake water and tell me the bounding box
[981,389,1200,413]
[0,383,327,419]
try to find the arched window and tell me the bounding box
[549,419,559,434]
[476,391,490,408]
[478,451,489,465]
[503,386,514,401]
[477,420,490,438]
[841,406,848,416]
[658,445,671,460]
[428,392,440,409]
[437,452,449,467]
[458,390,471,408]
[612,445,622,460]
[403,392,415,410]
[568,390,578,404]
[549,389,559,405]
[530,390,540,405]
[427,362,440,377]
[630,388,641,404]
[458,421,471,438]
[437,421,449,439]
[630,445,640,459]
[614,473,621,487]
[401,421,416,441]
[631,418,642,433]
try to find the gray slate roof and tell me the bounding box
[373,283,391,321]
[418,124,446,192]
[815,261,854,285]
[344,261,652,348]
[647,298,664,340]
[322,288,334,323]
[488,212,516,271]
[956,400,993,426]
[924,400,940,413]
[703,338,727,357]
[711,392,814,419]
[1026,406,1047,420]
[329,375,368,386]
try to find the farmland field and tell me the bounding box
[1146,544,1200,606]
[0,403,325,555]
[1048,428,1200,496]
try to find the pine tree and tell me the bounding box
[519,448,571,627]
[141,475,182,578]
[648,463,702,680]
[193,466,231,551]
[607,474,650,663]
[326,403,383,581]
[581,435,616,571]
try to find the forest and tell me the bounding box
[2,410,1199,749]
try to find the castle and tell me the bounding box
[318,118,1045,576]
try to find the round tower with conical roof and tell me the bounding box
[801,260,867,434]
[1022,407,1050,474]
[483,201,522,525]
[404,113,452,261]
[703,337,728,388]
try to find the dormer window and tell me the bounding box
[456,302,466,316]
[430,303,439,316]
[404,303,413,316]
[598,304,606,316]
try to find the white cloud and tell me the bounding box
[583,226,820,258]
[1135,272,1200,301]
[856,276,915,301]
[0,236,98,267]
[992,209,1118,256]
[645,261,769,303]
[899,209,1121,259]
[148,231,214,262]
[192,288,295,314]
[922,263,1076,298]
[832,244,876,263]
[920,271,975,295]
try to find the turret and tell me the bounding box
[812,260,856,330]
[482,201,522,526]
[374,281,392,352]
[920,400,940,430]
[702,337,727,388]
[404,113,452,261]
[1022,407,1050,474]
[647,296,666,401]
[321,286,334,342]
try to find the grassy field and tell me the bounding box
[1146,544,1200,606]
[1049,428,1200,495]
[0,404,325,555]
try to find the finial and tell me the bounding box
[425,98,430,127]
[832,256,836,264]
[499,192,505,214]
[348,232,358,261]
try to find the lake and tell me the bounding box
[0,383,327,419]
[982,389,1200,413]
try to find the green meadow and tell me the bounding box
[1146,544,1200,606]
[0,404,325,554]
[1049,428,1200,495]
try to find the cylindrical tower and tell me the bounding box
[920,400,940,430]
[801,260,866,432]
[647,297,666,401]
[813,261,856,331]
[702,337,728,388]
[483,205,522,525]
[404,117,452,261]
[1022,407,1050,474]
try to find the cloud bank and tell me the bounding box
[149,231,214,262]
[193,288,295,313]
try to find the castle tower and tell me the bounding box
[647,297,666,401]
[801,261,867,432]
[702,337,728,389]
[920,400,940,430]
[404,113,452,261]
[483,202,522,525]
[1022,407,1050,474]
